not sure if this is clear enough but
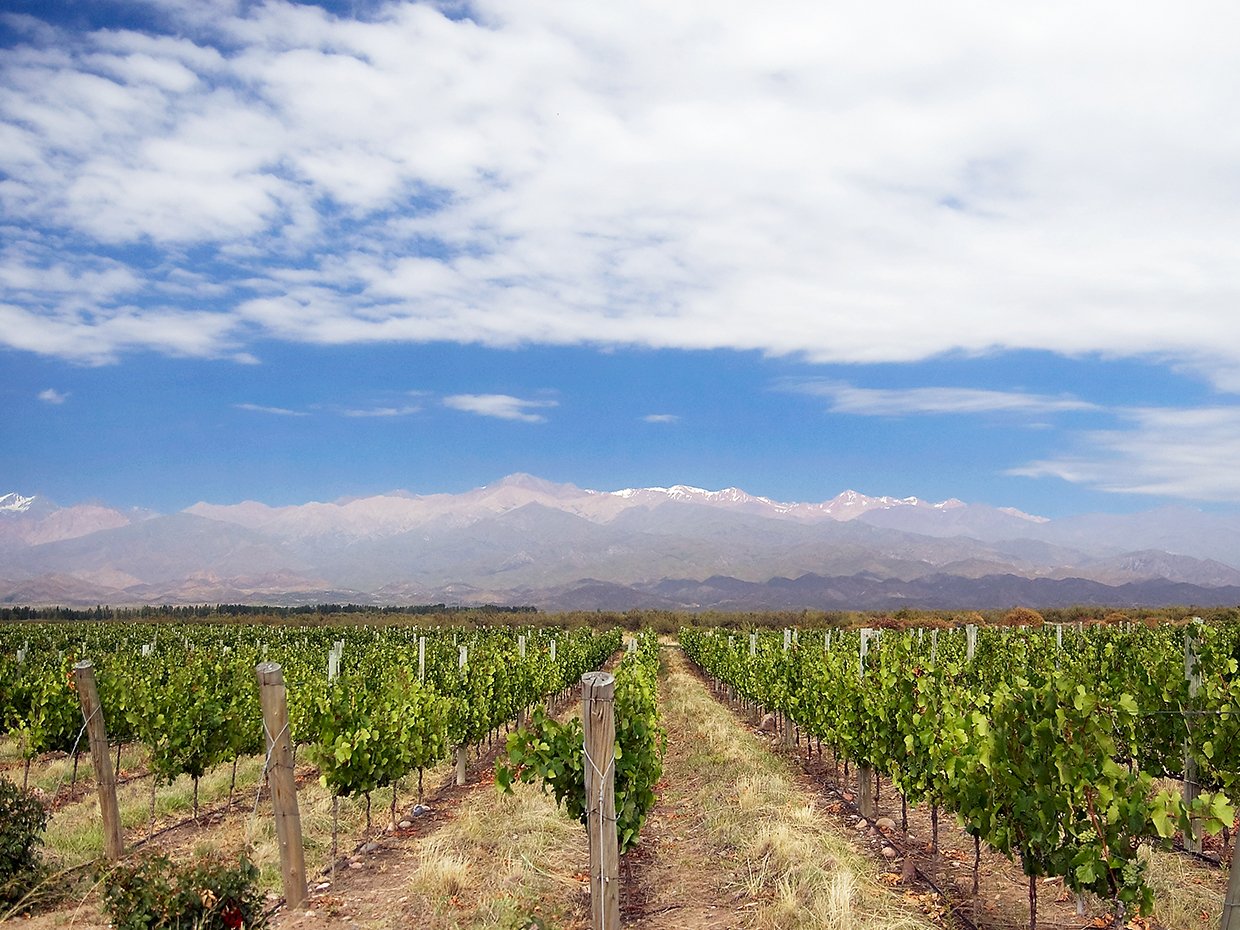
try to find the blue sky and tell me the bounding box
[3,0,1240,517]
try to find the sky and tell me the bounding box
[2,0,1240,517]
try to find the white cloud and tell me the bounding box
[443,393,557,423]
[642,413,680,423]
[1,2,1240,385]
[786,381,1098,416]
[1013,407,1240,502]
[233,402,306,416]
[340,405,422,418]
[38,388,67,404]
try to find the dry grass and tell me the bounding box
[1141,844,1225,930]
[3,739,467,930]
[663,646,929,930]
[403,782,588,928]
[395,703,590,929]
[22,738,462,879]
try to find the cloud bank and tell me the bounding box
[0,0,1237,383]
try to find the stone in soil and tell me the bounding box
[881,846,898,859]
[876,817,896,832]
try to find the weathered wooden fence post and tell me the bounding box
[1184,619,1204,853]
[72,660,123,861]
[456,644,470,785]
[582,671,620,930]
[1221,833,1240,930]
[857,629,876,821]
[256,662,307,911]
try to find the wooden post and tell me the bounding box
[255,662,307,911]
[72,661,123,861]
[1220,825,1240,930]
[582,671,620,930]
[456,645,469,786]
[857,629,875,820]
[1184,621,1204,853]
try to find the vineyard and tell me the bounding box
[681,620,1240,928]
[0,612,1238,930]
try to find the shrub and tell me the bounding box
[1002,606,1045,627]
[0,775,49,905]
[101,853,267,930]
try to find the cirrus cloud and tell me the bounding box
[233,402,306,416]
[1012,407,1240,502]
[443,393,557,423]
[785,381,1099,416]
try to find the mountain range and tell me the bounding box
[3,476,1240,611]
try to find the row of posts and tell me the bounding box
[69,642,618,928]
[71,622,1224,930]
[71,660,308,908]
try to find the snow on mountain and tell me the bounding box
[609,484,785,510]
[13,474,1240,609]
[0,493,35,513]
[0,493,136,547]
[606,484,981,521]
[182,478,1030,542]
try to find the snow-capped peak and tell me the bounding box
[610,484,771,506]
[815,490,971,520]
[663,485,711,500]
[0,492,35,513]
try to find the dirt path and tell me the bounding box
[621,644,933,930]
[271,690,593,930]
[684,655,1228,930]
[274,643,935,930]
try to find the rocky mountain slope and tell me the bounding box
[4,475,1240,610]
